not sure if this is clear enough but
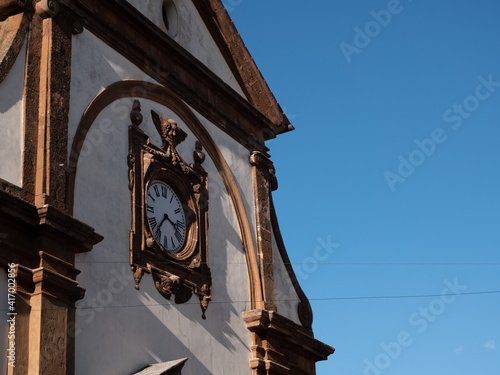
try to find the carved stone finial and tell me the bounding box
[132,267,144,290]
[130,100,143,127]
[35,0,59,19]
[200,284,212,320]
[151,110,187,150]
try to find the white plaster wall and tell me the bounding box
[126,0,246,97]
[0,40,25,186]
[74,98,252,375]
[271,231,301,325]
[68,30,160,156]
[69,19,304,372]
[188,104,257,250]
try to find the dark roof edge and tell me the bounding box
[192,0,293,136]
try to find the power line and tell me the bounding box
[4,290,497,312]
[308,290,500,301]
[75,261,500,265]
[68,289,500,309]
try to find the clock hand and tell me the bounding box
[159,213,178,229]
[165,215,177,228]
[158,214,169,228]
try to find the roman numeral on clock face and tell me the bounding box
[146,181,187,253]
[147,193,155,203]
[149,216,157,229]
[174,229,183,243]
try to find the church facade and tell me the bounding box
[0,0,334,374]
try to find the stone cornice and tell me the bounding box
[244,309,334,374]
[65,0,286,150]
[0,189,103,267]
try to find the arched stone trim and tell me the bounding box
[68,80,264,310]
[0,9,30,84]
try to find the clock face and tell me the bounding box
[146,180,187,253]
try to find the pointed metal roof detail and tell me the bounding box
[132,358,188,375]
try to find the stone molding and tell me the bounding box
[0,190,102,374]
[61,0,287,151]
[250,151,277,312]
[243,309,334,375]
[191,0,293,131]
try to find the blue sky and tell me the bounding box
[229,1,500,374]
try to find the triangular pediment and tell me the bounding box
[126,0,291,132]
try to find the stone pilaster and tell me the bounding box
[250,151,278,312]
[0,191,102,375]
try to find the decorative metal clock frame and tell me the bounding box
[127,100,211,318]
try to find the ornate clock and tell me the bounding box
[146,180,186,254]
[127,100,211,318]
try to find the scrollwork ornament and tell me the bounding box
[154,273,180,299]
[298,300,313,329]
[146,235,155,249]
[130,100,143,127]
[35,0,59,19]
[189,257,201,269]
